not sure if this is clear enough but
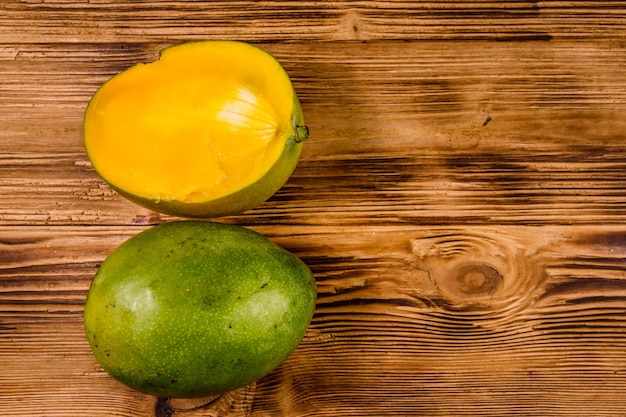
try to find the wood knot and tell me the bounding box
[438,262,503,299]
[341,10,367,40]
[407,228,546,312]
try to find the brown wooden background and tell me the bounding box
[3,1,626,416]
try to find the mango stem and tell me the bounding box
[294,125,310,143]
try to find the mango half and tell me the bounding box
[84,41,308,218]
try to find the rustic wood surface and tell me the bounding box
[3,1,626,416]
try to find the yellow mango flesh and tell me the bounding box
[85,41,295,204]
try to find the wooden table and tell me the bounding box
[3,1,626,416]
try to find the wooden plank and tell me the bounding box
[2,225,626,415]
[2,40,626,226]
[3,1,626,415]
[5,40,625,146]
[1,1,626,43]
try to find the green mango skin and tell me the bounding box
[83,221,317,398]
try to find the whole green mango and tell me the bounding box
[83,221,317,398]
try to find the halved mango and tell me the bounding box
[84,41,308,218]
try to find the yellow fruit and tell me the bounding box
[84,41,308,218]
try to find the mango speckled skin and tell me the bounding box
[83,221,317,398]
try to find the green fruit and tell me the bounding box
[83,221,317,398]
[83,40,308,218]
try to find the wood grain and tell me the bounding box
[2,40,626,226]
[1,1,626,42]
[2,0,626,415]
[3,225,626,416]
